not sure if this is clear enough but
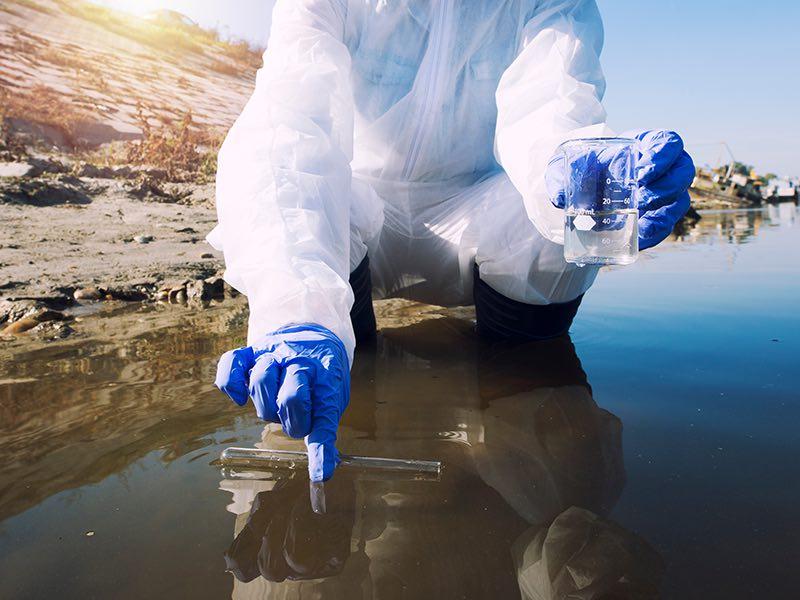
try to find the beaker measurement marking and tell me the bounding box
[559,137,639,267]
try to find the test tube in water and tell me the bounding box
[220,447,442,476]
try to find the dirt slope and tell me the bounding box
[0,0,264,337]
[0,0,256,146]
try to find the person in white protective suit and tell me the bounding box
[211,0,695,482]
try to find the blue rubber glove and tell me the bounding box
[546,130,696,250]
[214,324,350,482]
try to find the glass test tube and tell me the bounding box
[220,447,442,476]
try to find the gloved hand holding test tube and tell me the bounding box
[215,325,442,482]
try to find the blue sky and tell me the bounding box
[98,0,798,175]
[601,0,799,176]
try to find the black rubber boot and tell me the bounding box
[349,255,377,342]
[472,262,583,342]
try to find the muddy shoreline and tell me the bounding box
[0,153,233,339]
[0,152,717,342]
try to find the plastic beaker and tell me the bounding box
[558,137,639,266]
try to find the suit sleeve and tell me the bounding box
[494,0,614,244]
[208,0,357,364]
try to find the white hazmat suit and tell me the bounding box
[209,0,612,363]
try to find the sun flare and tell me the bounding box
[91,0,171,17]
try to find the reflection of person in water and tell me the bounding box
[474,337,663,599]
[225,474,359,584]
[221,321,663,599]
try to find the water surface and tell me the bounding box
[0,205,798,599]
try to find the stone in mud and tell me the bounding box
[160,280,189,303]
[32,320,75,340]
[3,316,41,334]
[2,309,65,334]
[185,277,226,303]
[187,279,213,303]
[0,299,37,326]
[74,287,105,301]
[0,294,72,326]
[133,235,154,244]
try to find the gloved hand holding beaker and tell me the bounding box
[546,129,696,260]
[625,129,696,249]
[214,324,350,482]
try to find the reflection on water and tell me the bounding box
[0,205,798,599]
[0,305,247,524]
[221,328,662,598]
[673,202,797,245]
[224,474,358,584]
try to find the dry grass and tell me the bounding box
[0,84,90,147]
[0,107,29,161]
[6,28,40,57]
[208,58,241,78]
[220,39,263,70]
[124,105,222,182]
[1,0,240,173]
[13,28,52,47]
[38,46,96,73]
